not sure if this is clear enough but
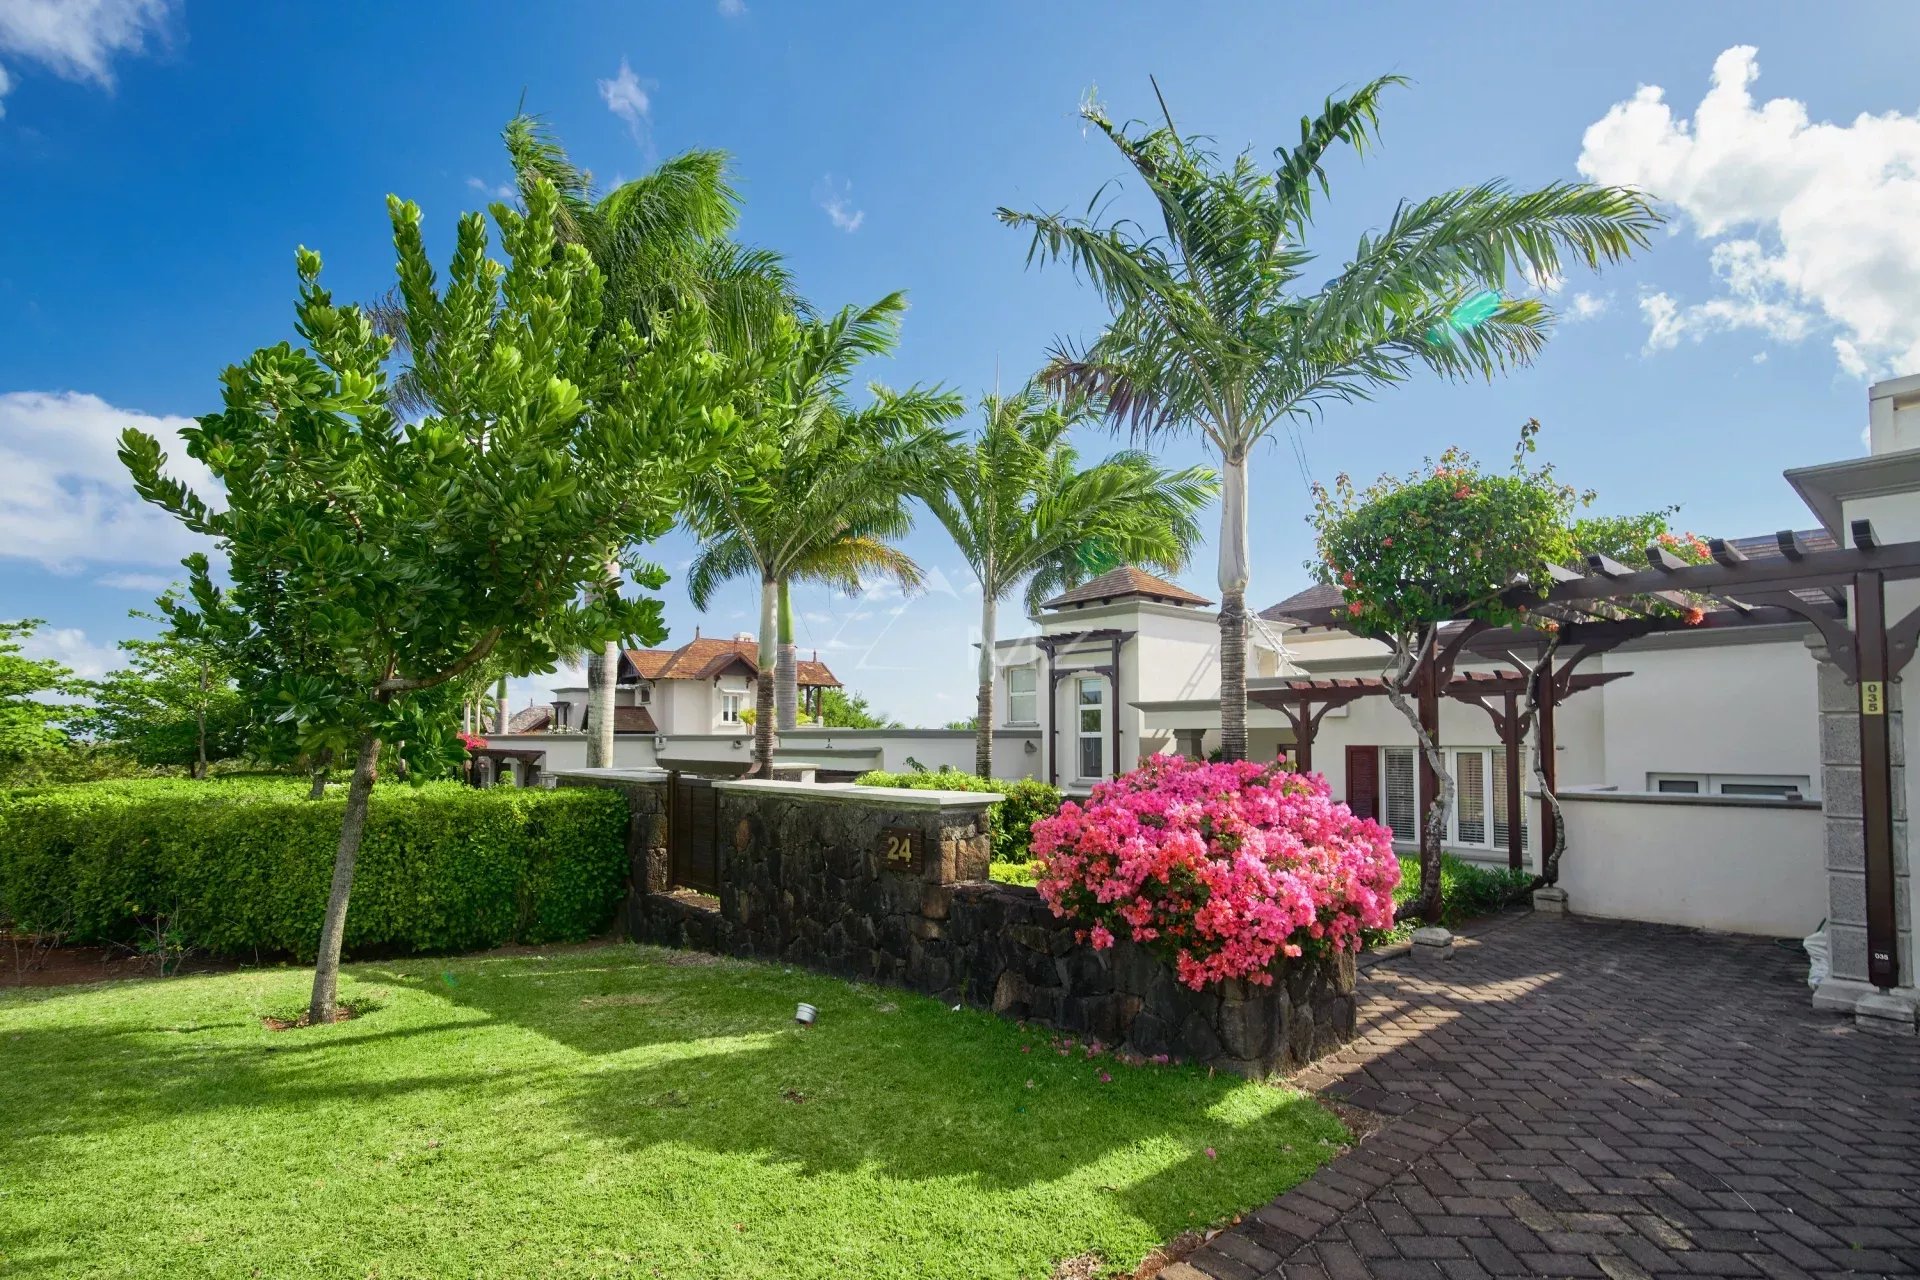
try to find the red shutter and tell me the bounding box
[1346,746,1379,822]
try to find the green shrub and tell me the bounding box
[0,780,628,959]
[852,769,1062,864]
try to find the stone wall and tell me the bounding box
[557,769,1359,1077]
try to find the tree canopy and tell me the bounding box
[120,178,739,1022]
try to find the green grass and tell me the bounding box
[989,860,1039,887]
[0,944,1345,1279]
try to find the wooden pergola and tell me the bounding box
[1279,521,1920,992]
[1252,666,1627,868]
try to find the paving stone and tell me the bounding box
[1183,917,1920,1280]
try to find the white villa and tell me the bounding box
[482,375,1920,1032]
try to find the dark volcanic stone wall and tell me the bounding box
[562,771,1358,1077]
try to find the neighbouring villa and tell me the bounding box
[478,375,1920,1034]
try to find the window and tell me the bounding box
[637,684,652,704]
[1377,745,1523,851]
[1454,749,1487,846]
[1382,748,1417,840]
[721,691,744,723]
[1649,772,1807,799]
[1490,747,1528,849]
[1006,667,1037,725]
[1076,677,1105,779]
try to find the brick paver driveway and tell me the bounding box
[1172,914,1920,1280]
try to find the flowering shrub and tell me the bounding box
[456,731,487,753]
[1032,755,1399,990]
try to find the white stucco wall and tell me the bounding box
[1592,638,1818,796]
[1554,793,1826,936]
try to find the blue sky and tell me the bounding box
[5,2,1919,726]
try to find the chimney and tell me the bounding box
[695,625,701,639]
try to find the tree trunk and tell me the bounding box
[307,732,381,1025]
[494,676,509,734]
[307,748,333,800]
[752,576,778,775]
[775,579,799,730]
[587,554,621,768]
[192,656,209,781]
[1528,637,1568,887]
[1381,633,1452,923]
[975,591,997,778]
[1217,451,1250,762]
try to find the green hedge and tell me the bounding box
[0,780,629,960]
[853,770,1062,865]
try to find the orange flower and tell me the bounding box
[1683,606,1706,625]
[1453,485,1472,500]
[1381,536,1394,548]
[1347,601,1364,616]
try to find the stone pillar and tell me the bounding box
[1809,641,1918,1032]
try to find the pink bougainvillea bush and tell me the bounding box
[1031,755,1400,990]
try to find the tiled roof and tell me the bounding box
[507,704,553,733]
[1039,565,1213,610]
[625,637,840,687]
[580,704,659,735]
[1258,530,1840,627]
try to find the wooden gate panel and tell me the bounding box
[669,774,721,894]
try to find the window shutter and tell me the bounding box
[1346,745,1380,822]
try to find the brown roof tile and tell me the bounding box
[1039,566,1212,610]
[580,704,659,735]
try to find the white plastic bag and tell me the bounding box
[1803,924,1830,990]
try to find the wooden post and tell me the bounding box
[1292,699,1313,773]
[1417,640,1441,865]
[1537,663,1558,866]
[1855,570,1900,990]
[1503,691,1524,871]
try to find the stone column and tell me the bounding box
[1809,640,1917,1032]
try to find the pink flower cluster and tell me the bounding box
[1031,755,1400,991]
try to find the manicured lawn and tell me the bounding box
[0,943,1345,1279]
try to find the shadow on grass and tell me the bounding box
[369,945,1345,1221]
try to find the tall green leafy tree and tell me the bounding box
[121,180,734,1023]
[90,602,249,778]
[922,386,1217,777]
[998,78,1661,761]
[497,115,801,769]
[0,619,84,773]
[685,296,962,774]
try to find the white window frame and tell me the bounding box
[720,691,744,724]
[1380,745,1521,852]
[1648,772,1808,799]
[1006,666,1038,726]
[1074,675,1106,782]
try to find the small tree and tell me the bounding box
[90,602,249,778]
[1311,425,1587,920]
[0,620,85,775]
[120,181,732,1023]
[1312,425,1706,916]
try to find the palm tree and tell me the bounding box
[684,296,963,774]
[495,115,801,768]
[997,78,1661,761]
[923,386,1217,777]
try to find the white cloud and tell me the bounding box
[0,390,217,572]
[20,624,123,681]
[1578,45,1920,378]
[598,57,651,142]
[97,570,175,591]
[0,62,12,117]
[465,176,514,200]
[1567,291,1609,321]
[1752,351,1768,364]
[0,0,171,117]
[813,176,865,233]
[717,0,746,16]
